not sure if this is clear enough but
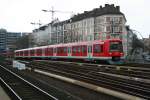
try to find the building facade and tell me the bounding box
[0,29,6,53]
[143,35,150,52]
[31,4,128,56]
[0,29,22,53]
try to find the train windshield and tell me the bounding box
[110,41,123,52]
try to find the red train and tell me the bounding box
[15,39,124,64]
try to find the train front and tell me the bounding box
[107,39,124,64]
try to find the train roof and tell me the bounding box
[15,39,121,52]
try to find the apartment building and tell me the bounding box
[0,29,22,53]
[31,4,128,56]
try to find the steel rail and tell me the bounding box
[0,65,58,100]
[28,62,150,99]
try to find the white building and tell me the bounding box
[31,4,128,56]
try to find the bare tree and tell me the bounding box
[14,35,29,49]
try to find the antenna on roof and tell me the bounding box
[42,6,74,22]
[30,20,42,28]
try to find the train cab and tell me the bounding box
[107,39,124,64]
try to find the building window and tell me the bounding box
[106,26,111,32]
[94,33,100,40]
[111,34,120,39]
[119,17,123,23]
[106,17,110,22]
[114,17,120,22]
[119,26,123,32]
[114,26,120,32]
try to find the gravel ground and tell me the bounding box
[20,69,121,100]
[0,85,11,100]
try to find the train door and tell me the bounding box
[53,47,57,57]
[87,45,92,60]
[68,47,71,57]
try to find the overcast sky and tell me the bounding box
[0,0,150,38]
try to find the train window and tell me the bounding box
[82,47,84,52]
[72,47,77,53]
[88,46,92,53]
[45,48,48,54]
[25,51,28,55]
[82,46,87,53]
[30,50,34,55]
[17,52,19,56]
[101,45,103,52]
[46,48,53,54]
[73,47,76,53]
[64,47,67,53]
[50,48,53,54]
[93,44,101,53]
[68,47,70,53]
[24,51,26,55]
[37,49,42,54]
[20,51,23,56]
[15,52,18,56]
[17,52,20,56]
[57,47,60,54]
[110,42,123,52]
[54,48,56,53]
[78,47,81,52]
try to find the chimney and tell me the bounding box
[105,4,109,7]
[84,11,88,13]
[111,4,114,7]
[100,6,103,9]
[116,6,120,11]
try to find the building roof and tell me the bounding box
[32,4,126,32]
[70,4,125,22]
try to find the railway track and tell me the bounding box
[121,63,150,68]
[30,60,150,80]
[0,65,58,100]
[32,60,150,67]
[26,61,150,99]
